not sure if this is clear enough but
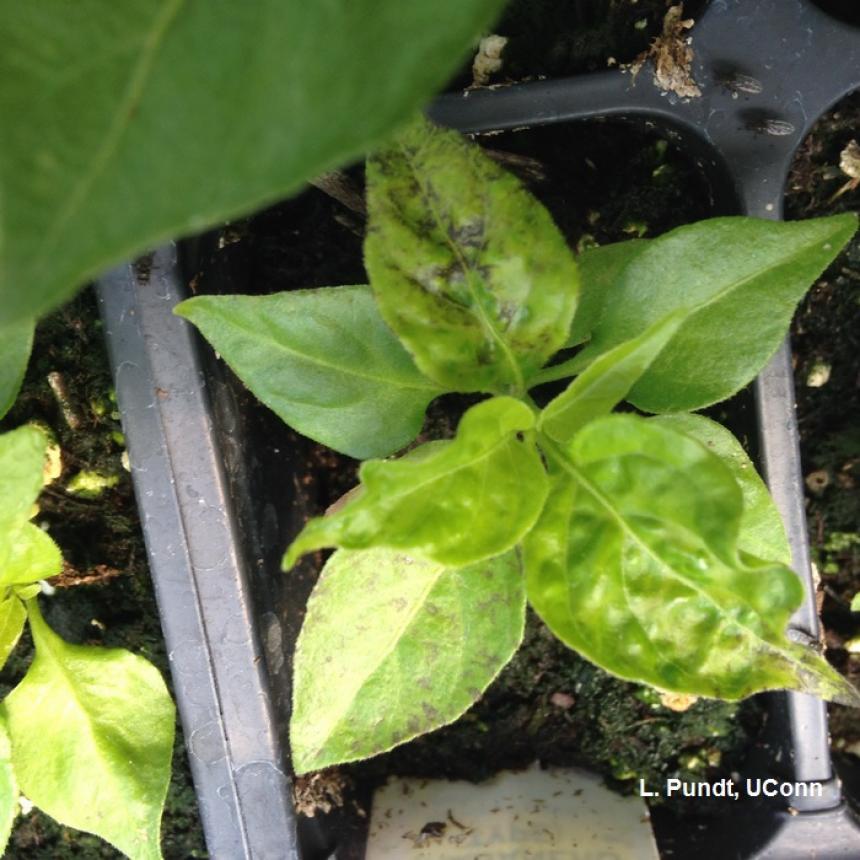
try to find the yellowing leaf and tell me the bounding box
[284,396,547,568]
[291,547,525,773]
[5,601,175,860]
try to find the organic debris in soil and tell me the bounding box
[627,3,701,99]
[785,91,860,757]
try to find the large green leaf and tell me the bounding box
[284,396,547,568]
[526,415,860,704]
[577,215,857,412]
[0,592,25,671]
[291,547,525,773]
[567,239,648,348]
[0,322,33,420]
[0,715,17,856]
[651,414,791,566]
[0,0,507,326]
[365,118,580,394]
[176,286,441,459]
[540,313,682,444]
[4,601,175,860]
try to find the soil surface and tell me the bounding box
[784,91,860,761]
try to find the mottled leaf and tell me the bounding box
[0,0,507,326]
[365,118,579,393]
[291,547,525,773]
[567,239,648,347]
[284,396,547,568]
[526,415,860,704]
[0,592,25,670]
[0,716,17,855]
[177,287,441,459]
[540,313,682,444]
[577,214,857,411]
[0,322,33,419]
[5,601,175,860]
[651,413,790,566]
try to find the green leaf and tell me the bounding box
[0,322,34,420]
[567,239,648,347]
[0,592,25,670]
[365,118,580,393]
[284,396,547,568]
[0,0,507,326]
[540,312,682,444]
[5,600,175,860]
[176,287,441,459]
[651,413,791,566]
[0,425,48,533]
[527,415,860,704]
[291,547,525,773]
[0,715,17,855]
[578,214,858,412]
[0,523,63,587]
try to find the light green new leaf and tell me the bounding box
[176,287,442,459]
[651,413,791,566]
[365,118,580,393]
[1,523,63,587]
[0,0,507,326]
[5,601,175,860]
[527,415,860,704]
[0,321,34,420]
[284,396,547,568]
[0,715,17,855]
[567,239,648,347]
[291,547,525,773]
[577,214,857,412]
[0,592,25,671]
[0,425,48,533]
[540,312,682,444]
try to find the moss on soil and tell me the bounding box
[0,293,207,858]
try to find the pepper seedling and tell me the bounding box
[178,117,860,775]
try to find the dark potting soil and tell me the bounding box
[199,115,764,818]
[784,90,860,762]
[0,295,208,858]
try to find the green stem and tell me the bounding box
[529,350,592,387]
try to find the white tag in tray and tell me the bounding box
[365,763,659,859]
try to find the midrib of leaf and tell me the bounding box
[365,431,516,507]
[204,308,440,393]
[30,0,187,286]
[311,569,442,754]
[398,143,526,393]
[542,440,792,658]
[26,602,126,797]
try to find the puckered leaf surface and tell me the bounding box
[365,118,579,393]
[291,547,525,773]
[284,396,547,568]
[526,415,860,705]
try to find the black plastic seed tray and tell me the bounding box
[97,1,860,857]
